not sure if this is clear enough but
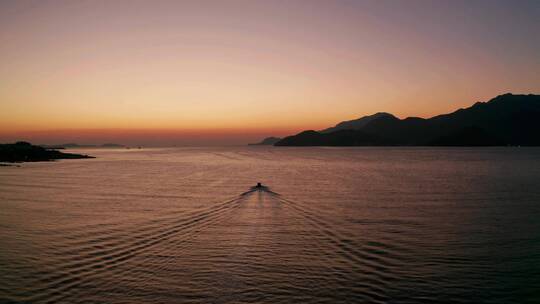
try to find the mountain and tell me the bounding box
[320,112,395,133]
[275,130,392,146]
[275,93,540,146]
[1,142,94,163]
[248,137,282,145]
[428,126,505,146]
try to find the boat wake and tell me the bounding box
[7,185,419,304]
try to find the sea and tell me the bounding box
[1,147,539,304]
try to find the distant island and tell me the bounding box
[274,93,540,146]
[0,142,94,163]
[40,143,125,149]
[248,137,282,145]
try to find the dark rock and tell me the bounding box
[0,142,95,163]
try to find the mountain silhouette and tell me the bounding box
[320,112,395,133]
[248,137,282,145]
[275,130,392,146]
[275,93,540,146]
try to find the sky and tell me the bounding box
[1,0,539,145]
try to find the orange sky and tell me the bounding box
[1,0,539,145]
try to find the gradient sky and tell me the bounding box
[1,0,539,145]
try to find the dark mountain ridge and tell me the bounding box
[275,93,540,146]
[276,129,392,146]
[320,112,396,133]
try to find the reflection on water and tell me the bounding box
[1,147,540,303]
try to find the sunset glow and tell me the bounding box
[1,0,539,145]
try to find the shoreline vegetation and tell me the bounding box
[0,142,94,163]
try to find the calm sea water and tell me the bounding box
[1,147,539,304]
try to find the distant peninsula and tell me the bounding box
[274,93,540,146]
[0,142,94,163]
[248,137,282,145]
[40,143,125,149]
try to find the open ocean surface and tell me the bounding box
[1,147,539,304]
